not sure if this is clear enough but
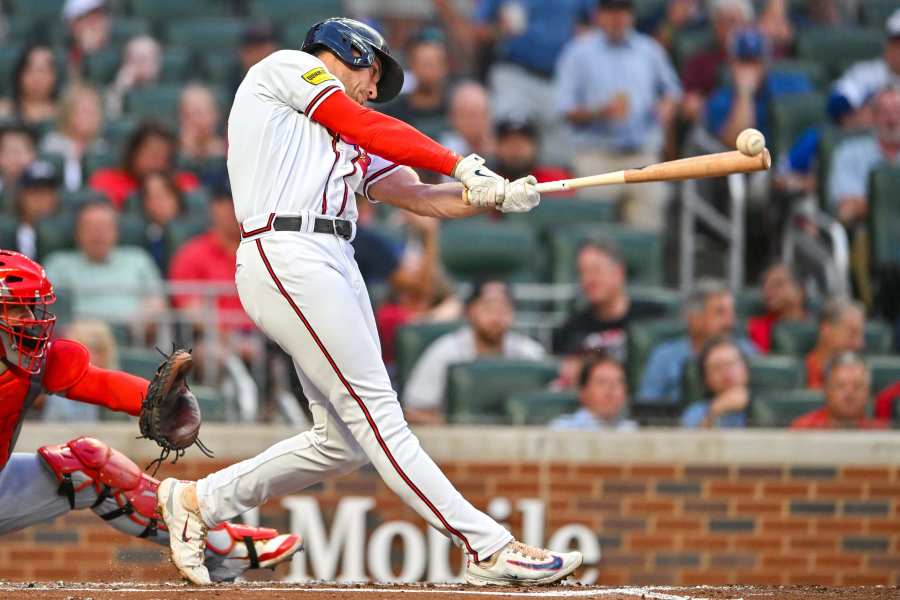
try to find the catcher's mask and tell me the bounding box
[0,250,56,374]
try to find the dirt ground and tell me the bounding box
[2,583,899,600]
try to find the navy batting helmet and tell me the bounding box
[301,18,404,103]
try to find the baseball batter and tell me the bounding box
[158,18,582,586]
[0,250,301,580]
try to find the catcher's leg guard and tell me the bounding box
[38,437,302,581]
[37,437,162,539]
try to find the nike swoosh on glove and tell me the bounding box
[452,153,504,190]
[499,175,540,213]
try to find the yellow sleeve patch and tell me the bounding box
[302,67,335,85]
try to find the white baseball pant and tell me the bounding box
[195,230,512,562]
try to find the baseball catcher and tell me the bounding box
[0,250,301,581]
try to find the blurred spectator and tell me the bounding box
[89,121,199,208]
[680,336,749,428]
[827,86,900,226]
[706,27,812,148]
[178,84,226,162]
[375,212,460,367]
[168,178,251,333]
[403,280,545,425]
[0,124,37,203]
[41,83,108,191]
[553,238,665,389]
[0,44,60,127]
[652,0,706,53]
[41,319,117,422]
[63,0,111,73]
[43,201,164,323]
[874,380,900,423]
[473,0,593,158]
[549,352,638,431]
[555,0,681,230]
[791,0,845,28]
[231,22,278,95]
[440,81,495,159]
[139,171,185,271]
[13,160,61,259]
[756,0,793,58]
[829,9,900,116]
[490,118,572,184]
[680,0,753,122]
[106,35,162,118]
[381,28,451,141]
[805,298,865,390]
[774,82,874,195]
[747,262,807,352]
[638,278,756,405]
[792,351,888,429]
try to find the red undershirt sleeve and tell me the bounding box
[311,90,460,177]
[64,366,148,417]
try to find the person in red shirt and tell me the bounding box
[874,380,900,423]
[0,249,300,580]
[89,121,198,209]
[168,178,251,333]
[792,351,888,430]
[805,298,865,389]
[747,262,807,352]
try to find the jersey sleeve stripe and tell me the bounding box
[306,85,340,117]
[363,162,402,202]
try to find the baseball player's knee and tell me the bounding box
[315,435,369,470]
[38,437,163,539]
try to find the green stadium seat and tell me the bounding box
[861,0,899,28]
[735,287,764,318]
[439,221,538,282]
[795,28,884,79]
[119,214,147,247]
[751,389,824,427]
[768,92,826,164]
[9,0,64,20]
[0,46,22,97]
[160,47,192,83]
[166,18,246,53]
[82,149,119,179]
[83,49,120,85]
[118,346,162,379]
[124,84,183,123]
[163,217,207,268]
[629,285,682,318]
[250,0,342,21]
[771,319,894,355]
[36,213,75,260]
[507,197,616,233]
[129,0,227,21]
[770,59,829,91]
[0,219,17,248]
[550,224,662,286]
[396,320,465,392]
[60,188,106,211]
[625,318,684,393]
[672,28,713,69]
[203,54,239,85]
[506,389,580,425]
[868,355,900,396]
[194,385,226,421]
[109,17,151,47]
[445,359,559,424]
[868,166,900,269]
[282,7,349,48]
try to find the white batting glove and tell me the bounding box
[498,175,540,213]
[454,154,508,209]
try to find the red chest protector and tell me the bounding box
[0,339,90,469]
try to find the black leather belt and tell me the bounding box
[273,216,353,240]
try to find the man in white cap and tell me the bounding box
[831,8,900,109]
[63,0,111,71]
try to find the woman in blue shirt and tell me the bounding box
[680,336,750,428]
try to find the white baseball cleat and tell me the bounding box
[157,478,211,585]
[465,540,583,586]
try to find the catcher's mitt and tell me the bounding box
[139,348,213,475]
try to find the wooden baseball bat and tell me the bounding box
[534,149,771,194]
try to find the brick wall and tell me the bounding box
[1,457,898,585]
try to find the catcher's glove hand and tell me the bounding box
[139,348,213,475]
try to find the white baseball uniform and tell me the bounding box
[195,50,512,562]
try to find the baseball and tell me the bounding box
[736,128,766,157]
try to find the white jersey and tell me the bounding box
[227,50,402,225]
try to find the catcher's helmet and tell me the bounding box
[301,18,404,103]
[0,250,56,374]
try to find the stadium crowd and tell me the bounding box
[0,0,898,430]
